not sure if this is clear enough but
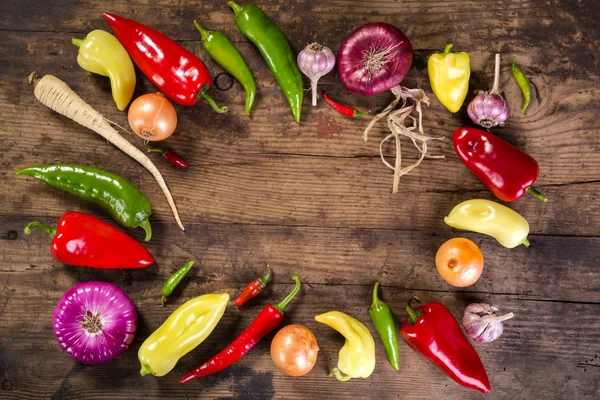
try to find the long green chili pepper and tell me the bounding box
[511,57,531,113]
[161,261,195,306]
[369,282,400,371]
[193,21,256,116]
[16,164,153,241]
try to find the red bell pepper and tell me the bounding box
[453,127,547,202]
[103,13,228,113]
[24,211,154,269]
[180,275,300,383]
[400,297,491,393]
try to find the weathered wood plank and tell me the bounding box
[0,280,598,400]
[1,217,599,303]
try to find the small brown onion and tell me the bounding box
[270,324,319,376]
[128,93,177,141]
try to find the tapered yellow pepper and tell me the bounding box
[315,311,376,381]
[444,199,530,248]
[428,44,470,113]
[72,30,136,111]
[138,293,229,377]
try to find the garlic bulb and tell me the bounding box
[297,42,336,106]
[467,53,509,129]
[462,303,514,344]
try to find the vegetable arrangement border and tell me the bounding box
[17,1,544,396]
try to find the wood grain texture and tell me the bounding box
[1,0,599,399]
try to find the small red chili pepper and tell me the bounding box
[180,275,301,383]
[323,92,370,118]
[147,146,188,169]
[234,265,271,306]
[103,13,228,113]
[400,297,491,393]
[23,211,154,269]
[453,127,547,202]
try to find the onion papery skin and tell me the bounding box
[337,22,413,96]
[52,281,138,365]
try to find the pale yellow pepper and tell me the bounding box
[315,311,376,381]
[138,293,229,377]
[444,199,530,248]
[72,30,136,111]
[428,44,470,113]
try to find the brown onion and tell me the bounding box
[270,324,319,376]
[128,93,177,141]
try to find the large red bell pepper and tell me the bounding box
[103,13,227,113]
[453,127,547,202]
[24,211,154,269]
[400,297,491,393]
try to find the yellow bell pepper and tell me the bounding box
[138,293,229,377]
[72,30,136,111]
[428,44,470,113]
[444,199,530,248]
[315,311,375,381]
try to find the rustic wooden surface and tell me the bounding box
[1,0,599,399]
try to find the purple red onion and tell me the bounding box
[337,22,413,96]
[52,281,138,365]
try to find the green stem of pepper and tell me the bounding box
[161,261,195,306]
[406,296,424,324]
[442,44,454,56]
[526,186,548,203]
[227,1,244,15]
[257,265,271,287]
[329,367,352,382]
[273,275,301,313]
[193,20,210,41]
[521,238,531,248]
[196,85,229,113]
[147,145,168,157]
[139,218,152,242]
[23,222,56,238]
[71,38,84,48]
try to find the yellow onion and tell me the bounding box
[270,324,319,376]
[128,93,177,141]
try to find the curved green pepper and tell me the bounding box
[369,282,400,371]
[227,1,303,123]
[194,21,256,116]
[16,164,153,241]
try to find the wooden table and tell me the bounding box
[1,0,599,399]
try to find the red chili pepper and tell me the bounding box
[180,275,301,383]
[323,92,369,118]
[453,127,547,202]
[234,266,271,306]
[103,13,228,113]
[24,211,154,269]
[400,297,491,393]
[147,145,188,169]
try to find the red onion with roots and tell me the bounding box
[338,22,445,193]
[53,281,138,365]
[337,22,413,96]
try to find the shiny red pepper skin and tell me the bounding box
[180,275,300,383]
[25,211,154,269]
[234,266,271,306]
[323,92,370,118]
[148,146,188,169]
[453,127,547,202]
[400,300,491,393]
[103,13,226,112]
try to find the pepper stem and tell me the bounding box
[160,295,167,307]
[193,20,209,41]
[196,86,229,113]
[526,186,548,202]
[443,44,454,56]
[258,265,271,287]
[140,365,152,376]
[329,368,352,382]
[139,218,152,242]
[71,38,84,48]
[24,222,56,238]
[406,296,424,325]
[353,109,371,118]
[521,238,531,248]
[491,53,501,94]
[147,145,168,157]
[273,275,301,313]
[227,1,243,16]
[371,281,382,306]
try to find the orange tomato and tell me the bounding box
[435,238,484,287]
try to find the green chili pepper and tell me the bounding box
[511,57,531,113]
[161,261,195,306]
[16,164,152,241]
[369,282,400,371]
[194,21,256,116]
[227,1,303,123]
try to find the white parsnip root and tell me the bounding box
[28,72,185,231]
